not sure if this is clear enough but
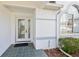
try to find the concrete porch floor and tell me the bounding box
[1,43,47,57]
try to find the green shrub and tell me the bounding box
[59,38,79,54]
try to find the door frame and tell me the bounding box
[15,15,32,43]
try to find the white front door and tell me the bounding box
[16,16,31,42]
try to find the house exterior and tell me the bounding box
[0,1,79,56]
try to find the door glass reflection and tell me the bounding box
[18,19,25,39]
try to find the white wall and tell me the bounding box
[0,4,11,56]
[36,20,56,37]
[35,9,57,49]
[36,9,57,38]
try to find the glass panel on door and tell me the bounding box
[18,19,25,39]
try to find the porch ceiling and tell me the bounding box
[0,1,63,11]
[3,5,35,13]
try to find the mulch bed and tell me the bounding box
[70,51,79,57]
[44,48,67,57]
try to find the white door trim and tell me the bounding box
[15,16,32,42]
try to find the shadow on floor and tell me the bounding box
[1,43,47,57]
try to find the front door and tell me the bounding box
[16,16,31,42]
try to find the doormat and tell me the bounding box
[14,43,28,47]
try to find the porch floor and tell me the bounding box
[1,43,47,57]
